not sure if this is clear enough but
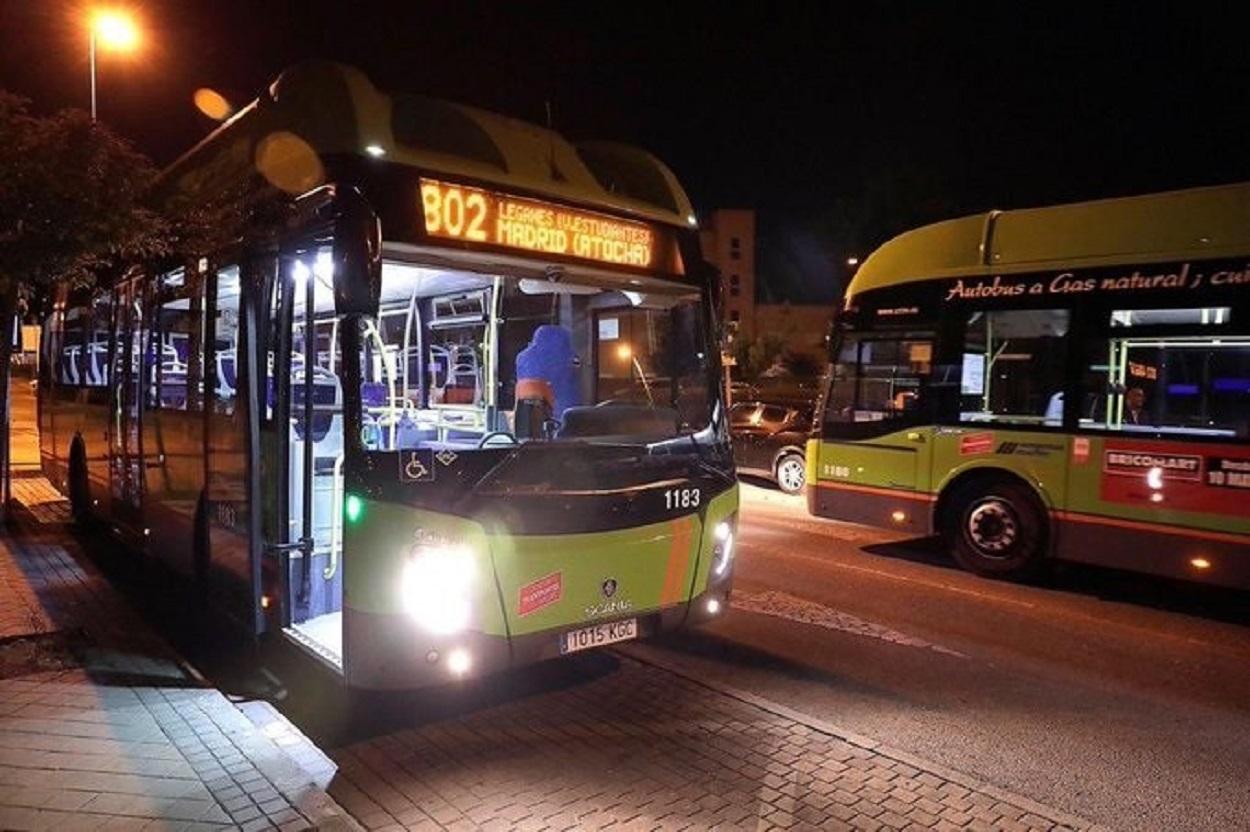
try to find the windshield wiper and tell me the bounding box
[630,356,655,405]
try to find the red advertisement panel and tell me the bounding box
[960,432,995,456]
[518,572,563,617]
[1099,439,1250,516]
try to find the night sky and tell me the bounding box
[4,2,1250,301]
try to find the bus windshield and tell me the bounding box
[295,260,719,458]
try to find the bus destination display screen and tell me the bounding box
[419,177,678,273]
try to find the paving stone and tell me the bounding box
[0,518,353,832]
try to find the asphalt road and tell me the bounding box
[632,480,1250,832]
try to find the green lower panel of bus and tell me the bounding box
[340,486,738,688]
[807,427,1250,587]
[807,426,1069,534]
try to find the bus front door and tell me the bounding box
[816,431,932,533]
[269,253,347,669]
[814,337,934,533]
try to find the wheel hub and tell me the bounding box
[778,458,805,492]
[966,499,1018,555]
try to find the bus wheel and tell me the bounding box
[945,480,1047,579]
[775,453,806,495]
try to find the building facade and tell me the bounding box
[700,209,833,359]
[699,209,757,342]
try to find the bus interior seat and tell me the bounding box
[393,412,438,449]
[427,345,449,389]
[360,381,387,409]
[216,350,237,398]
[87,340,108,385]
[1044,391,1064,426]
[291,368,340,443]
[514,395,552,440]
[61,345,82,385]
[443,346,481,405]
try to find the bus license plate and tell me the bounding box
[560,619,637,654]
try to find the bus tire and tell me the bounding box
[68,443,92,525]
[775,453,806,495]
[943,479,1048,580]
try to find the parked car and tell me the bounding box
[728,380,759,405]
[729,401,813,494]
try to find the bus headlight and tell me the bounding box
[399,543,476,634]
[711,516,737,578]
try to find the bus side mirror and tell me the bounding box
[332,187,382,315]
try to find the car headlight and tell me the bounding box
[399,541,476,634]
[711,515,737,578]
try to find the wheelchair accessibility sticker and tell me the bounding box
[400,450,436,483]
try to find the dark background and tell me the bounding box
[3,1,1249,301]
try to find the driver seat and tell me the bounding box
[515,325,579,437]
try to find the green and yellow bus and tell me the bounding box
[39,63,737,688]
[809,183,1250,587]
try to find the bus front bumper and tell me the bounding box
[341,584,731,690]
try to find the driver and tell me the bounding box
[515,325,581,421]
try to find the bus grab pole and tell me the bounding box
[299,262,315,604]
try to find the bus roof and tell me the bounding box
[158,62,696,229]
[848,181,1250,302]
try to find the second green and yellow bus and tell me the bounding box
[809,182,1250,587]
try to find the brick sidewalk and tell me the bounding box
[0,481,357,831]
[327,655,1097,832]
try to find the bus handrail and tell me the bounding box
[325,451,345,581]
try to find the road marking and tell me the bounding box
[742,531,1243,658]
[739,539,1038,610]
[732,589,966,658]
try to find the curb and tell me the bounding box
[617,643,1111,832]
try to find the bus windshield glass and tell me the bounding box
[318,261,717,455]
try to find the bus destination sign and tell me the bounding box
[419,177,675,273]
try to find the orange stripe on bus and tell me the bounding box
[1052,510,1249,546]
[815,481,937,502]
[660,516,694,605]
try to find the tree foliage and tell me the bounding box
[731,330,787,382]
[0,91,171,299]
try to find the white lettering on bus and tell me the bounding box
[1048,273,1096,293]
[1106,452,1200,472]
[1098,263,1189,291]
[943,277,1027,301]
[1211,269,1250,286]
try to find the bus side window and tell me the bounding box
[61,302,94,389]
[1085,306,1249,437]
[88,292,112,389]
[213,266,241,415]
[152,268,202,412]
[959,309,1069,426]
[40,309,60,391]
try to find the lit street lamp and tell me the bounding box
[88,9,140,121]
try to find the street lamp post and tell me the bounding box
[89,27,97,120]
[88,10,140,121]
